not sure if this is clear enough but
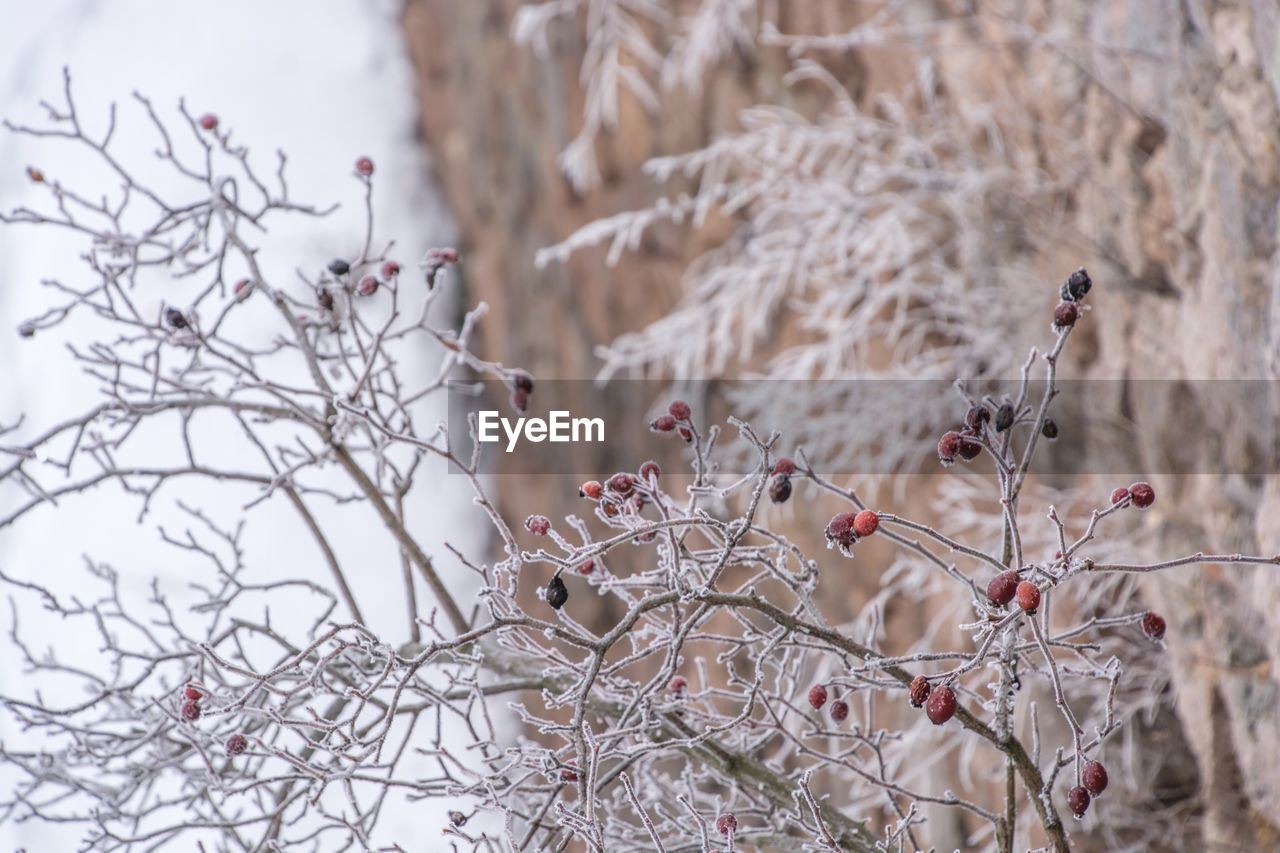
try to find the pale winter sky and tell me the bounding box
[0,1,485,847]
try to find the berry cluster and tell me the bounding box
[649,400,695,443]
[823,509,880,556]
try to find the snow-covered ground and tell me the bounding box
[0,2,481,847]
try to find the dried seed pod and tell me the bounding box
[994,404,1015,432]
[908,675,931,708]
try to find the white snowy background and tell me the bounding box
[0,1,484,847]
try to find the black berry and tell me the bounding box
[1041,419,1059,440]
[546,575,569,610]
[327,258,350,276]
[1061,268,1093,302]
[769,475,792,504]
[994,404,1015,432]
[165,307,189,329]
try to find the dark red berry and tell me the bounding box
[234,278,253,302]
[317,289,336,312]
[579,480,603,500]
[965,405,990,431]
[1016,581,1041,613]
[184,685,203,701]
[987,571,1020,606]
[165,307,189,329]
[957,431,983,461]
[668,400,692,421]
[853,510,879,538]
[639,460,660,482]
[608,472,636,495]
[448,810,468,827]
[576,559,595,575]
[807,684,828,709]
[226,734,247,756]
[525,515,551,535]
[669,675,687,694]
[769,475,792,504]
[925,685,956,725]
[677,426,694,443]
[1061,268,1093,302]
[181,700,202,722]
[546,575,569,610]
[825,512,857,548]
[773,458,797,477]
[1053,302,1078,328]
[994,404,1015,432]
[651,414,677,432]
[358,275,379,296]
[560,767,578,782]
[1129,482,1155,509]
[26,166,44,183]
[511,370,534,394]
[716,814,737,836]
[908,675,931,708]
[937,431,963,466]
[198,113,218,131]
[830,699,849,722]
[1110,487,1130,505]
[381,260,400,278]
[511,388,529,413]
[1141,611,1166,641]
[1068,785,1091,818]
[1082,760,1108,796]
[355,156,374,177]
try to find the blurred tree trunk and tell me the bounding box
[401,1,1280,848]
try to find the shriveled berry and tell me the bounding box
[669,675,687,694]
[181,700,201,722]
[26,166,44,183]
[546,575,569,610]
[1016,581,1041,613]
[381,260,401,278]
[428,247,460,264]
[825,512,857,548]
[509,370,534,395]
[853,510,879,538]
[994,404,1015,432]
[1129,482,1155,509]
[639,460,660,482]
[234,278,253,302]
[328,258,350,276]
[448,810,468,827]
[908,675,931,708]
[965,405,990,431]
[650,414,677,432]
[560,767,578,782]
[354,156,374,177]
[226,734,247,756]
[769,475,792,504]
[830,699,849,722]
[317,289,336,312]
[1053,302,1079,328]
[576,559,595,575]
[579,480,603,499]
[937,431,963,466]
[358,275,379,296]
[1082,760,1108,796]
[925,685,956,725]
[1061,268,1093,302]
[1067,785,1091,818]
[1141,611,1166,641]
[198,113,218,131]
[677,426,694,443]
[1110,487,1130,505]
[511,388,529,413]
[668,400,692,421]
[525,515,551,535]
[17,321,35,338]
[807,684,828,709]
[716,814,737,836]
[184,685,203,701]
[165,307,189,329]
[608,472,636,495]
[987,571,1020,606]
[1041,419,1059,440]
[773,457,797,477]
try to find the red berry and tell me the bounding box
[1129,482,1155,509]
[987,571,1020,606]
[381,260,401,278]
[807,684,828,709]
[773,458,797,477]
[677,426,694,443]
[716,814,737,836]
[198,113,218,131]
[576,559,595,575]
[965,405,991,431]
[825,512,857,548]
[184,685,203,701]
[1016,581,1041,613]
[908,675,931,708]
[668,400,692,421]
[607,472,636,495]
[852,510,879,538]
[579,481,603,500]
[769,475,792,504]
[226,734,247,756]
[1110,487,1130,505]
[829,699,849,722]
[639,460,660,482]
[925,685,956,725]
[181,700,202,722]
[957,430,983,461]
[355,156,374,177]
[937,431,962,466]
[358,275,379,297]
[233,278,253,302]
[1082,760,1108,796]
[511,370,534,394]
[1067,785,1091,818]
[510,388,529,413]
[525,515,551,535]
[1053,301,1079,328]
[669,675,687,694]
[650,414,677,432]
[560,767,578,782]
[1141,611,1166,641]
